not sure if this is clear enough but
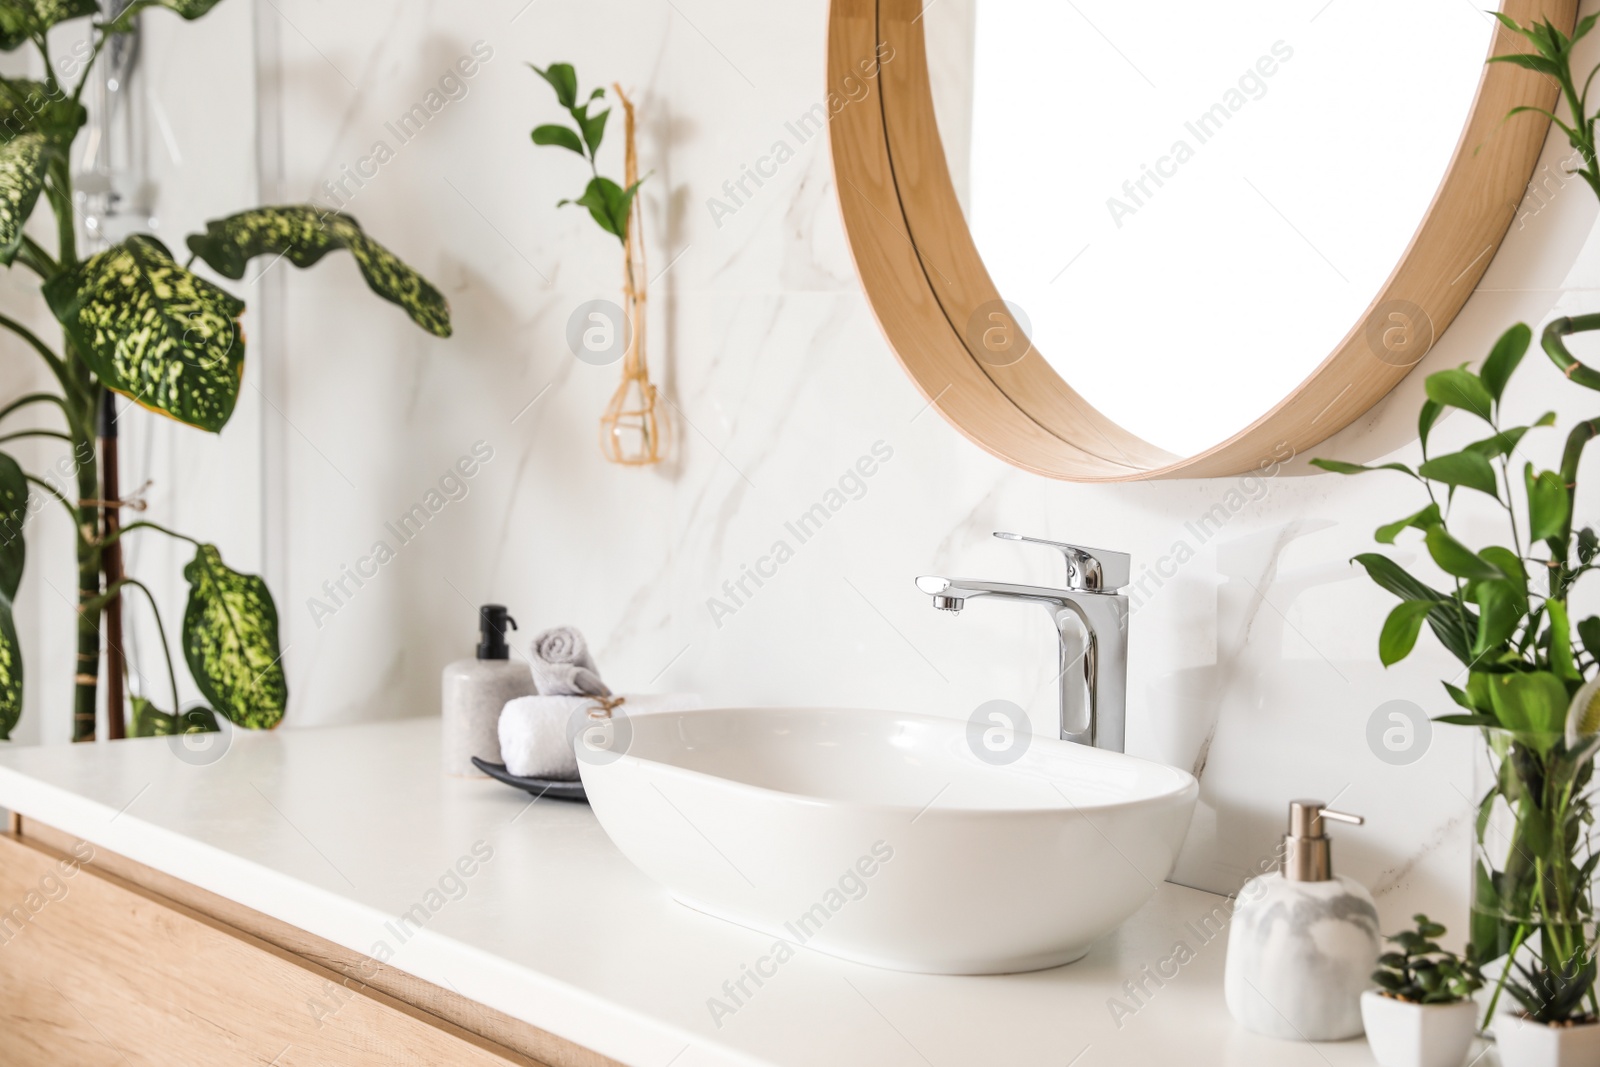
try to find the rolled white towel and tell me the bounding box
[528,626,610,697]
[498,693,704,780]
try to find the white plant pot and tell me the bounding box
[1495,1013,1600,1067]
[1359,991,1476,1067]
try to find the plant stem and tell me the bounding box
[0,311,69,376]
[0,429,72,446]
[1484,922,1529,1025]
[15,236,57,280]
[0,391,70,427]
[69,30,107,108]
[22,473,77,525]
[98,577,178,715]
[99,519,202,550]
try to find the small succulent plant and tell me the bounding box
[1505,948,1599,1025]
[1372,915,1484,1005]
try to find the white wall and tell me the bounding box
[9,0,1580,931]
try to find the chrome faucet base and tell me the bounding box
[916,533,1131,753]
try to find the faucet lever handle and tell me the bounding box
[993,532,1131,592]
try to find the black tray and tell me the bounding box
[472,757,588,802]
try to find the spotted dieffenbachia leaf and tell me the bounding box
[0,78,86,144]
[182,543,285,730]
[0,449,25,599]
[185,205,452,337]
[0,132,47,264]
[100,0,226,34]
[0,0,97,50]
[44,234,246,432]
[0,588,18,739]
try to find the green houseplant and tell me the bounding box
[1318,14,1600,1045]
[0,0,450,742]
[1362,916,1482,1067]
[1315,315,1600,1031]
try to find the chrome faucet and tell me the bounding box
[916,533,1131,752]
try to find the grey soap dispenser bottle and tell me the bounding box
[441,605,537,777]
[1223,800,1381,1040]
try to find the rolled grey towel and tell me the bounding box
[528,626,611,696]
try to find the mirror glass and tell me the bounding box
[925,1,1496,456]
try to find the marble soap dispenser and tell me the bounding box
[441,605,537,777]
[1224,800,1380,1041]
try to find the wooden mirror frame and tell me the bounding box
[828,0,1576,480]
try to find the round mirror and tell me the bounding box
[829,0,1571,479]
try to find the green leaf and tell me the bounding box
[0,132,47,265]
[1418,450,1500,498]
[1419,399,1443,454]
[1487,671,1569,734]
[1578,527,1598,564]
[0,78,86,144]
[1376,503,1441,544]
[564,175,642,243]
[0,0,97,51]
[1478,546,1527,596]
[0,449,25,600]
[1381,600,1441,666]
[0,586,17,739]
[1545,599,1580,681]
[1352,553,1475,664]
[1437,713,1500,727]
[99,0,225,34]
[1308,458,1417,478]
[576,106,609,155]
[44,235,245,433]
[1472,580,1521,657]
[181,543,286,730]
[1524,464,1569,542]
[1466,426,1531,460]
[530,62,577,108]
[1578,615,1600,663]
[531,124,584,155]
[1425,525,1503,581]
[1425,368,1495,421]
[1442,681,1478,711]
[1480,323,1531,402]
[1488,52,1565,77]
[185,205,450,338]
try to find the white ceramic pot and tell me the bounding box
[1495,1013,1600,1067]
[1359,991,1476,1067]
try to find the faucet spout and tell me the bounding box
[914,536,1131,753]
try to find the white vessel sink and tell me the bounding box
[578,707,1198,974]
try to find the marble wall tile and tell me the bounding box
[209,0,1600,924]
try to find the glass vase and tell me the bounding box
[1469,726,1600,1022]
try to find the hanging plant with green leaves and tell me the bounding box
[528,61,666,466]
[0,1,451,742]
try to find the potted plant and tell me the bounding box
[1496,949,1600,1067]
[1362,916,1483,1067]
[1317,11,1600,1047]
[0,2,450,743]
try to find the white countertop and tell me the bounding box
[0,717,1395,1067]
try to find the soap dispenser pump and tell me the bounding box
[1223,800,1380,1041]
[441,605,538,777]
